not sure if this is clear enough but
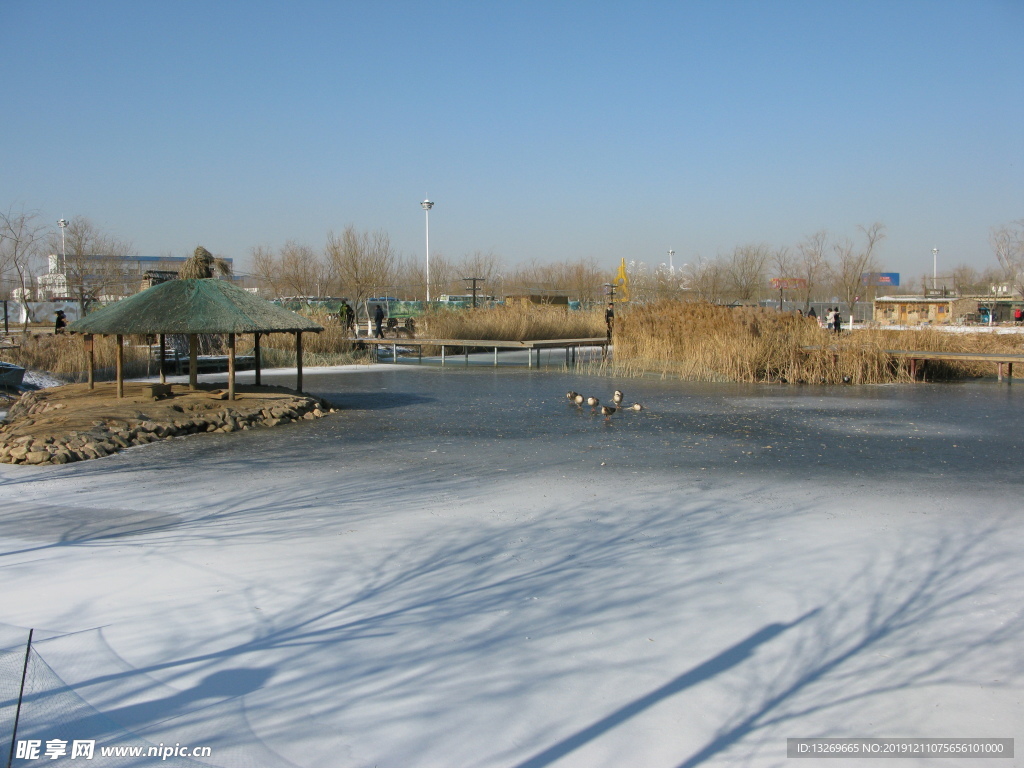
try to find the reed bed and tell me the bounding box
[423,304,604,342]
[608,301,1023,384]
[2,310,370,383]
[3,333,154,382]
[236,311,368,366]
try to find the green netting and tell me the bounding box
[67,280,323,336]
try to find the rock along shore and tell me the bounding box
[0,382,338,466]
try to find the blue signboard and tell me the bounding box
[862,272,900,286]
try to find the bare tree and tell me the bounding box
[829,222,886,317]
[725,244,771,303]
[795,230,829,309]
[252,245,284,297]
[250,241,326,297]
[769,246,794,307]
[455,250,502,295]
[990,219,1024,298]
[562,257,606,305]
[48,216,135,315]
[686,257,727,303]
[950,263,1001,296]
[324,226,395,313]
[0,206,45,329]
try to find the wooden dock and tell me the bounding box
[884,349,1023,382]
[804,345,1024,382]
[355,337,608,368]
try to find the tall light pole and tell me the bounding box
[667,249,675,273]
[421,199,434,302]
[932,247,938,291]
[58,218,68,270]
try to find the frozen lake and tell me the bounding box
[1,365,1021,767]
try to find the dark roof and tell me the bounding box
[67,279,323,335]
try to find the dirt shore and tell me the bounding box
[0,381,337,465]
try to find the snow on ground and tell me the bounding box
[872,324,1024,334]
[1,363,1022,768]
[20,370,68,389]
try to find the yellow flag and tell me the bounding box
[614,258,630,301]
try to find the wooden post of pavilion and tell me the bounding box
[254,332,262,386]
[115,334,124,399]
[159,333,166,384]
[189,334,198,390]
[84,335,95,390]
[295,331,303,393]
[227,332,236,401]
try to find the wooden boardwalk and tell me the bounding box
[354,337,609,368]
[805,345,1024,382]
[883,349,1023,382]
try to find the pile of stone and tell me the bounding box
[0,391,338,466]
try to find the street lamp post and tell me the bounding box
[58,219,68,270]
[932,247,938,291]
[667,249,675,273]
[421,199,434,302]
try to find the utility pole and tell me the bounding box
[463,276,485,308]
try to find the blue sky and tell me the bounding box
[3,1,1022,280]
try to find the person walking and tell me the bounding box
[54,309,67,334]
[374,304,385,339]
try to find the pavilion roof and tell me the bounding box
[67,279,323,335]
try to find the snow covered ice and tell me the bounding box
[1,364,1022,767]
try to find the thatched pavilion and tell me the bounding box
[67,279,323,399]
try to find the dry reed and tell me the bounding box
[423,304,604,341]
[3,333,153,382]
[2,309,370,382]
[609,301,1023,384]
[236,310,369,366]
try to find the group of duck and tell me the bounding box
[566,389,643,417]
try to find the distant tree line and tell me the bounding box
[4,203,1023,321]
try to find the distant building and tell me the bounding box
[505,292,569,307]
[873,294,1023,325]
[140,270,181,291]
[35,254,235,301]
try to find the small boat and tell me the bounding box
[0,361,26,389]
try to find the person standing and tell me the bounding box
[54,309,67,334]
[833,307,842,334]
[344,301,355,335]
[605,302,615,341]
[374,304,385,339]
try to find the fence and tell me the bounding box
[1,635,225,767]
